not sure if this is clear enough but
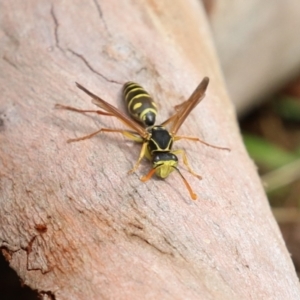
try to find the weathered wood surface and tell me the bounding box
[209,0,300,115]
[0,0,299,299]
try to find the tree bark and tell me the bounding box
[0,0,299,299]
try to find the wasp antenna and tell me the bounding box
[141,168,156,182]
[174,167,197,200]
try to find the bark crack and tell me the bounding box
[3,55,19,70]
[92,0,110,35]
[67,48,122,84]
[50,5,64,52]
[124,201,189,259]
[0,117,4,130]
[127,232,174,256]
[93,0,103,17]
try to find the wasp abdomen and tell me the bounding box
[123,82,157,126]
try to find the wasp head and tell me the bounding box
[152,152,178,178]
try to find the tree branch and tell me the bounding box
[0,0,299,299]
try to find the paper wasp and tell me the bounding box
[55,77,229,200]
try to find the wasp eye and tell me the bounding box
[171,154,178,161]
[153,154,160,162]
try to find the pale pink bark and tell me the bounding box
[0,0,299,299]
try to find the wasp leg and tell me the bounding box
[55,104,112,116]
[172,149,202,180]
[66,126,146,173]
[127,141,148,174]
[101,129,144,142]
[67,129,103,143]
[67,128,143,143]
[174,135,230,151]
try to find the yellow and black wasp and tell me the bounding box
[56,77,229,200]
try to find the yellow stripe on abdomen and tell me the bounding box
[123,82,157,127]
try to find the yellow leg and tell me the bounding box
[101,129,143,142]
[127,141,148,174]
[174,135,230,151]
[67,128,144,143]
[67,126,147,174]
[55,104,112,116]
[172,149,202,180]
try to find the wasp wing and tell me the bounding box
[76,83,148,139]
[161,77,209,135]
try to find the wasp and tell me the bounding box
[55,77,229,200]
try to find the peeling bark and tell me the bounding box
[0,0,300,299]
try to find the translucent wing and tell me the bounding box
[161,77,209,135]
[76,83,148,139]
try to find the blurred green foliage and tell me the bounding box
[275,96,300,122]
[243,134,299,171]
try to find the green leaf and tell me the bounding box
[274,96,300,122]
[242,133,298,170]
